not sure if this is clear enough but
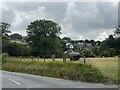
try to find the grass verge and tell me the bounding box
[2,60,108,84]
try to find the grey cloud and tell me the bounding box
[1,2,118,41]
[2,8,15,24]
[60,2,117,40]
[119,2,120,25]
[64,2,117,30]
[2,2,67,34]
[3,2,41,11]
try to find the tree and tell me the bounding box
[82,48,91,57]
[26,19,63,57]
[108,35,114,40]
[108,48,115,57]
[84,39,89,43]
[1,22,11,55]
[96,41,101,46]
[101,50,110,57]
[90,40,95,46]
[114,25,120,38]
[11,33,23,40]
[3,41,31,56]
[100,33,120,56]
[62,37,71,42]
[0,22,11,39]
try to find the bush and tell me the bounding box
[101,50,110,57]
[1,53,9,63]
[82,48,91,57]
[3,41,31,56]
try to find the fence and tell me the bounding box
[6,56,69,63]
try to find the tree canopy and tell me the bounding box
[0,22,11,39]
[11,33,23,40]
[114,25,120,38]
[26,19,63,57]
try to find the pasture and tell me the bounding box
[77,57,118,83]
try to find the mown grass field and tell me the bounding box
[3,57,119,84]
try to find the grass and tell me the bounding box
[2,58,107,84]
[76,57,118,84]
[2,57,119,84]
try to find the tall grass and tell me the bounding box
[2,60,107,83]
[2,57,119,84]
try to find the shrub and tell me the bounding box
[1,53,9,63]
[3,41,31,56]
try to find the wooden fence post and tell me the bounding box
[24,57,25,61]
[44,56,46,62]
[84,56,86,64]
[38,56,39,61]
[51,55,55,62]
[63,54,66,63]
[32,56,34,62]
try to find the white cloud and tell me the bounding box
[96,32,109,41]
[96,29,114,41]
[10,6,48,35]
[1,2,118,40]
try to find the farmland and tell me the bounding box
[77,57,119,83]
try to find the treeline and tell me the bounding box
[1,20,63,57]
[1,20,120,58]
[2,40,31,56]
[61,35,120,57]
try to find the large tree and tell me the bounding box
[114,25,120,38]
[0,22,11,39]
[26,19,63,57]
[100,34,120,55]
[0,22,11,54]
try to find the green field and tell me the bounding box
[77,57,118,83]
[5,57,119,84]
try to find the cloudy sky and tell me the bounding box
[1,1,118,41]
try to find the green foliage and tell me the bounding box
[11,33,23,40]
[114,25,120,38]
[0,22,11,40]
[2,40,31,56]
[82,48,91,57]
[26,19,63,57]
[62,37,71,42]
[2,60,106,83]
[100,35,120,55]
[100,48,115,57]
[101,50,110,57]
[61,40,67,52]
[1,53,9,63]
[1,22,119,57]
[107,48,115,57]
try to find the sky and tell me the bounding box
[0,0,118,41]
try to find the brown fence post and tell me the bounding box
[51,55,55,62]
[63,58,66,63]
[38,56,39,61]
[24,57,25,61]
[44,56,46,62]
[63,54,66,63]
[53,57,55,62]
[31,56,34,62]
[84,56,86,64]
